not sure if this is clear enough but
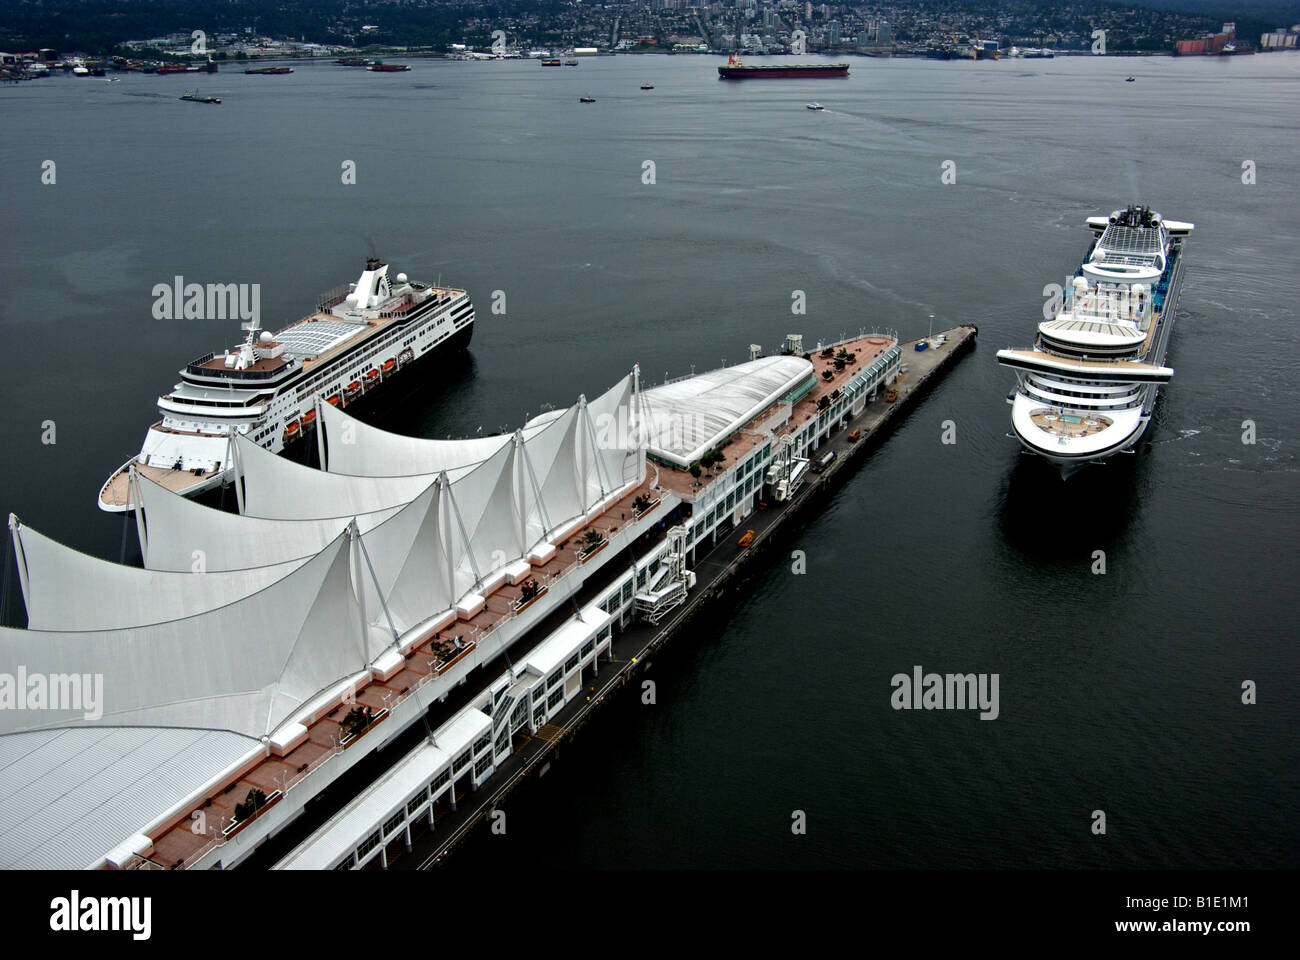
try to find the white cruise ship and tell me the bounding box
[996,205,1193,476]
[99,260,474,511]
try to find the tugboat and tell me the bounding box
[179,91,221,104]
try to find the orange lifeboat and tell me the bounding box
[327,395,342,407]
[345,381,362,397]
[382,358,396,374]
[301,409,317,428]
[283,419,300,442]
[364,369,380,382]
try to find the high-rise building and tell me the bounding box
[877,21,891,46]
[828,21,841,45]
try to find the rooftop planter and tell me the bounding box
[220,787,282,839]
[578,528,608,563]
[512,578,548,613]
[431,639,476,676]
[339,705,389,750]
[632,494,659,518]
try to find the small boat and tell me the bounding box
[300,409,317,428]
[336,58,371,67]
[345,381,362,398]
[564,60,579,66]
[245,66,293,75]
[579,96,596,103]
[104,77,121,83]
[283,420,300,442]
[541,59,562,67]
[381,358,396,373]
[641,83,654,90]
[1125,76,1136,82]
[806,102,824,110]
[327,395,342,407]
[364,369,380,383]
[179,92,221,104]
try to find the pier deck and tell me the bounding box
[387,326,977,869]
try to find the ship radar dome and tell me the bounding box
[1072,276,1088,292]
[260,331,273,342]
[396,272,408,283]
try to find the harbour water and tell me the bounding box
[1,52,1296,868]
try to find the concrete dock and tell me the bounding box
[397,325,977,869]
[239,325,977,870]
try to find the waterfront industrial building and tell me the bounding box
[0,331,900,870]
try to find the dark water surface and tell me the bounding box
[1,52,1297,868]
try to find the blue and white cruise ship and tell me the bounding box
[997,205,1193,476]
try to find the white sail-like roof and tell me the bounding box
[0,531,384,740]
[235,434,448,520]
[135,472,403,573]
[9,516,304,631]
[0,370,650,870]
[319,400,562,477]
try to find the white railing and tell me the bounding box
[1063,286,1150,326]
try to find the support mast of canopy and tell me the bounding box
[353,523,402,649]
[230,431,246,515]
[315,397,329,471]
[519,432,554,547]
[581,396,614,501]
[129,465,149,566]
[6,514,28,622]
[444,476,484,592]
[438,473,457,605]
[576,395,590,514]
[348,521,371,664]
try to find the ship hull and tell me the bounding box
[1002,210,1188,478]
[98,318,474,512]
[718,65,849,79]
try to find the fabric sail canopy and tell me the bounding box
[0,530,389,740]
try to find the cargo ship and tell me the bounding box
[368,61,411,72]
[717,55,849,79]
[97,259,474,512]
[244,66,293,75]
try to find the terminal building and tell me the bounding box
[0,332,898,870]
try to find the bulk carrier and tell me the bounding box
[717,54,849,78]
